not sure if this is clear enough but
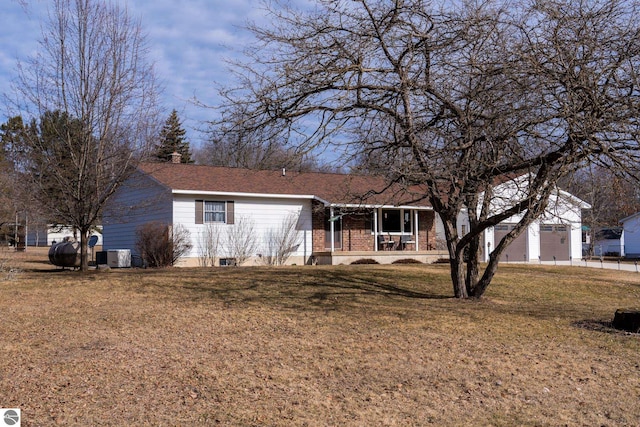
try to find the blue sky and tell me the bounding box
[0,0,304,147]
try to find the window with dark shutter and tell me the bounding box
[226,201,235,224]
[196,200,235,224]
[204,201,226,222]
[195,200,204,224]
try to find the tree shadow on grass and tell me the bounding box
[169,267,452,313]
[25,266,89,274]
[25,259,53,266]
[301,268,448,297]
[20,264,453,312]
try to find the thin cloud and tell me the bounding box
[0,0,273,144]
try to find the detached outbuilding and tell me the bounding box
[474,176,590,263]
[592,227,624,257]
[26,224,103,247]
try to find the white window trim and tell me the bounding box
[372,208,414,235]
[204,201,226,223]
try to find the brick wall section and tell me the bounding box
[342,214,374,251]
[419,210,436,251]
[311,201,326,252]
[311,200,437,252]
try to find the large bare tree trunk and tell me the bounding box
[472,253,501,298]
[441,215,469,298]
[448,250,468,299]
[465,233,481,296]
[80,228,89,271]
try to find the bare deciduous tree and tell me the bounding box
[224,215,258,266]
[197,109,333,172]
[0,116,29,245]
[10,0,161,270]
[136,222,192,268]
[213,0,640,298]
[563,164,640,256]
[259,213,302,266]
[198,223,223,267]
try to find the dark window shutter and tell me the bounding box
[195,200,203,224]
[227,201,234,224]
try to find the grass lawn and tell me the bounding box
[1,248,639,426]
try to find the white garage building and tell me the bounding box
[437,177,590,263]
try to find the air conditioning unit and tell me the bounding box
[107,249,131,268]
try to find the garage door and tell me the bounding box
[494,224,527,262]
[540,224,569,261]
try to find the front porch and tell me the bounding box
[314,203,438,255]
[311,250,448,265]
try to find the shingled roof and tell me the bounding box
[138,163,431,208]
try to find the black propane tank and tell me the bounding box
[48,241,81,268]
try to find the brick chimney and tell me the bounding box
[170,151,182,164]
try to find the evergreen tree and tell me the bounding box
[154,109,193,163]
[0,117,26,231]
[0,116,26,165]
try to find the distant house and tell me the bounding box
[620,213,640,258]
[26,224,103,247]
[103,163,439,266]
[592,227,624,257]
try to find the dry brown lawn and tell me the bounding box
[1,248,639,426]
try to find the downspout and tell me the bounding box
[330,206,335,252]
[374,209,379,252]
[567,225,572,263]
[415,210,419,251]
[485,230,491,263]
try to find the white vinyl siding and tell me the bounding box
[622,217,640,257]
[173,195,313,263]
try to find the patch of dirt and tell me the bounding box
[574,319,640,336]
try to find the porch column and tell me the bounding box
[329,207,335,252]
[373,209,379,252]
[415,211,419,251]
